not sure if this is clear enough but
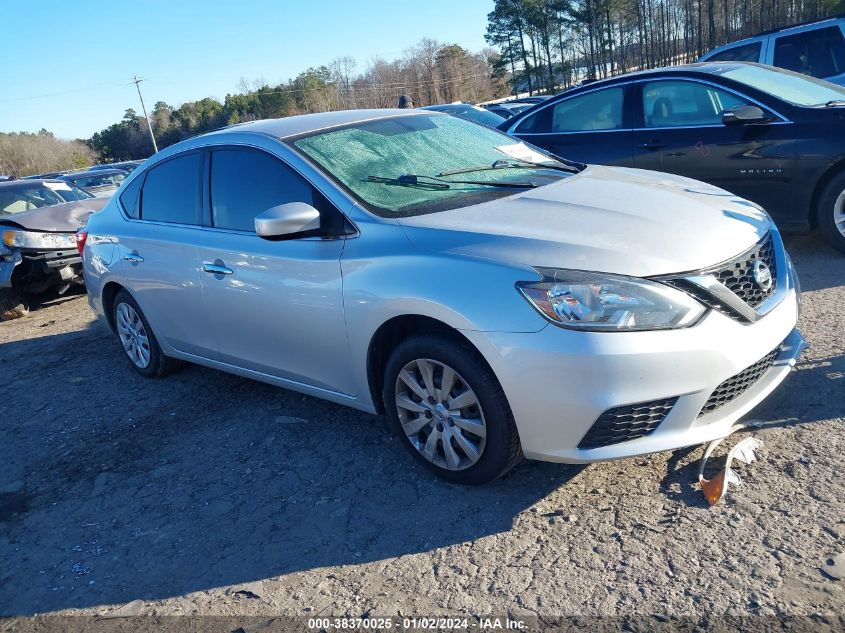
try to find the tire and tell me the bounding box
[0,288,29,321]
[383,334,522,485]
[112,290,180,378]
[816,171,845,254]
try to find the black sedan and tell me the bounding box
[501,62,845,253]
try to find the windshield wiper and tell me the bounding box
[438,159,578,177]
[366,174,539,189]
[820,100,845,107]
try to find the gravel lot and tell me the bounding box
[0,232,843,624]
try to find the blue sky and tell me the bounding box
[1,0,493,139]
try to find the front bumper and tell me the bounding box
[462,281,803,464]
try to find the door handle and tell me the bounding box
[202,262,234,275]
[124,253,144,263]
[637,140,666,150]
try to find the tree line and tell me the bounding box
[486,0,843,94]
[0,131,93,179]
[87,39,509,162]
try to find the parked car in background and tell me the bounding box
[502,62,845,253]
[82,109,802,485]
[700,16,845,85]
[89,160,144,174]
[0,179,95,211]
[61,168,127,197]
[419,103,506,127]
[0,180,106,319]
[508,96,552,105]
[484,102,532,119]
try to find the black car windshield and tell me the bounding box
[716,63,845,106]
[292,114,573,217]
[0,182,92,216]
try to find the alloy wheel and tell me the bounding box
[394,358,487,471]
[116,302,151,368]
[834,189,845,238]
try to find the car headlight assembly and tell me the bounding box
[1,229,77,250]
[516,268,706,331]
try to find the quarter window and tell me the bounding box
[209,149,315,232]
[641,81,750,128]
[706,42,762,62]
[773,26,845,79]
[119,174,143,219]
[139,153,201,224]
[516,87,625,133]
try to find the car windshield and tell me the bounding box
[0,182,92,215]
[292,114,572,217]
[69,172,126,188]
[715,63,845,106]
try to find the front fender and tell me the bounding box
[0,251,22,288]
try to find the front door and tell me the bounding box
[196,147,354,395]
[632,79,796,220]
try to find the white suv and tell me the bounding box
[700,17,845,86]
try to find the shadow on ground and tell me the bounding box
[0,322,587,615]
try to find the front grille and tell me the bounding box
[698,345,782,417]
[712,233,777,308]
[578,397,678,449]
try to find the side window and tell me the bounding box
[118,174,143,219]
[773,26,845,78]
[516,87,625,133]
[642,81,750,128]
[706,41,762,62]
[139,153,201,224]
[209,149,316,232]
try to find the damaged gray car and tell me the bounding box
[0,179,106,319]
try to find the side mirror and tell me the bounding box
[722,105,768,126]
[254,202,320,239]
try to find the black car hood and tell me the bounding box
[0,198,107,232]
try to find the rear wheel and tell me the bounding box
[0,288,29,321]
[112,290,180,377]
[816,172,845,254]
[383,334,522,485]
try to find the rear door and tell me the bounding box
[508,85,634,166]
[195,147,354,395]
[631,78,797,216]
[116,152,218,358]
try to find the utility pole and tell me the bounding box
[132,76,158,153]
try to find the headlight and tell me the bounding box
[1,230,77,250]
[516,268,706,331]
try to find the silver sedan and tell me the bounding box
[81,109,804,484]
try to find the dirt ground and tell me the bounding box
[0,233,843,624]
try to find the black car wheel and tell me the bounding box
[0,288,29,321]
[817,172,845,254]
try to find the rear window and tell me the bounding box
[516,87,624,134]
[773,26,845,78]
[706,41,762,62]
[139,153,201,225]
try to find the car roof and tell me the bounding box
[201,108,437,141]
[63,168,128,178]
[546,62,759,93]
[0,178,67,189]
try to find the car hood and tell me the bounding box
[0,198,107,232]
[397,165,772,277]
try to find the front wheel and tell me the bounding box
[0,288,29,321]
[816,172,845,254]
[383,334,522,485]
